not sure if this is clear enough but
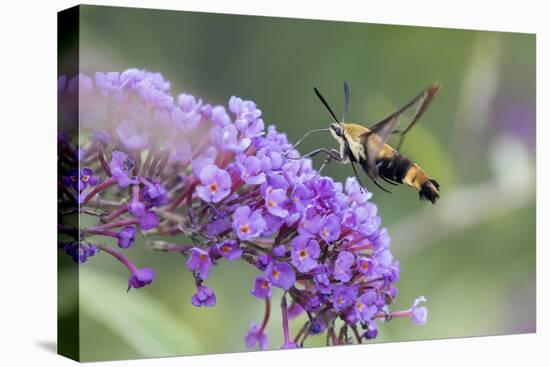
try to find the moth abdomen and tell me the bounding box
[419,179,440,204]
[376,153,413,183]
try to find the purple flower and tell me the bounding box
[333,251,355,282]
[117,226,137,248]
[139,211,159,230]
[290,235,320,273]
[309,319,324,334]
[372,228,391,250]
[191,285,216,307]
[211,124,251,152]
[272,244,286,257]
[171,105,201,132]
[313,265,333,294]
[357,256,374,276]
[63,69,423,346]
[304,295,321,312]
[256,254,272,271]
[345,177,372,205]
[116,119,149,151]
[109,151,138,188]
[210,105,231,127]
[265,262,296,291]
[200,104,212,119]
[68,73,93,94]
[265,187,289,218]
[281,342,298,349]
[216,240,243,260]
[411,296,428,325]
[127,267,155,291]
[62,242,98,263]
[355,290,378,323]
[177,93,202,112]
[136,79,174,109]
[319,214,341,243]
[119,68,145,89]
[205,218,231,237]
[364,323,378,339]
[298,206,323,237]
[128,200,146,218]
[332,285,357,312]
[232,206,266,240]
[186,248,212,280]
[251,276,272,299]
[245,322,268,350]
[63,167,98,192]
[141,179,168,207]
[236,154,266,185]
[229,96,261,122]
[93,130,111,145]
[196,164,232,203]
[95,72,120,95]
[191,147,217,177]
[81,168,99,190]
[373,249,394,273]
[229,96,264,138]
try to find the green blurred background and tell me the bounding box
[63,5,536,361]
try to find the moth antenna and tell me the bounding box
[342,81,350,122]
[314,87,341,124]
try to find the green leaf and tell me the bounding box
[79,269,201,357]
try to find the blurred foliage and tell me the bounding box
[61,5,536,360]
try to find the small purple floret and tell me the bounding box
[191,285,217,307]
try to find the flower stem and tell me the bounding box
[96,243,137,273]
[85,227,119,238]
[102,203,129,223]
[83,177,117,205]
[260,298,271,333]
[88,218,138,231]
[281,294,292,345]
[98,145,111,176]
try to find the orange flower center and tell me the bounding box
[240,224,250,234]
[81,175,89,182]
[299,249,308,259]
[199,254,208,261]
[361,262,369,271]
[209,183,218,193]
[268,200,276,208]
[221,245,231,253]
[271,269,280,279]
[261,281,269,289]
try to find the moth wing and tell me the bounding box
[368,82,440,152]
[360,114,400,179]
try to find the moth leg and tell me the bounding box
[365,169,392,193]
[380,175,399,186]
[349,161,370,193]
[289,147,341,162]
[304,148,341,161]
[318,148,342,174]
[284,128,330,155]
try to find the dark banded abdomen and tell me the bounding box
[374,152,440,203]
[376,153,413,184]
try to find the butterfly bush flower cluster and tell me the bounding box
[57,68,427,349]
